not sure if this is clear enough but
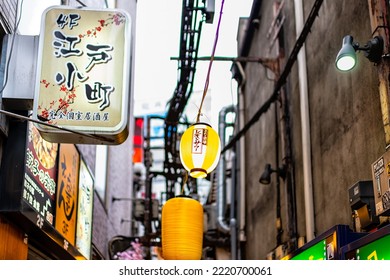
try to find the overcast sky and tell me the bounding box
[18,0,253,128]
[134,1,253,128]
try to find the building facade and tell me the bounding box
[0,0,137,259]
[232,0,388,259]
[4,0,389,261]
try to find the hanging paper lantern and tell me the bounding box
[161,196,204,260]
[179,122,221,178]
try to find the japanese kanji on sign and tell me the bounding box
[33,6,132,144]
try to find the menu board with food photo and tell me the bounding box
[23,123,59,226]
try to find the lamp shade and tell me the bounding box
[335,35,357,71]
[161,196,204,260]
[179,122,221,178]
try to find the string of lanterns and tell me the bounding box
[161,0,226,260]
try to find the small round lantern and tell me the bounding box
[161,196,204,260]
[179,122,221,178]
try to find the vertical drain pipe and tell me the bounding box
[217,105,235,234]
[294,0,315,241]
[230,152,237,259]
[234,61,247,258]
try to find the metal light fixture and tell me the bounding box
[259,163,287,185]
[335,35,383,71]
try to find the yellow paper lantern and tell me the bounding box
[161,196,204,260]
[179,122,221,178]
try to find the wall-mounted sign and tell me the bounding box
[23,123,58,226]
[282,225,365,260]
[55,144,80,246]
[0,119,93,259]
[342,225,390,260]
[132,117,144,163]
[289,239,328,260]
[33,6,132,145]
[76,159,94,259]
[354,234,390,260]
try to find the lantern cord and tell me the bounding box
[196,0,226,123]
[181,171,188,195]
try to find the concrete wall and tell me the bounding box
[241,0,385,259]
[242,0,282,260]
[303,0,384,234]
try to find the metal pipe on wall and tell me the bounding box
[230,152,237,259]
[143,116,153,259]
[235,61,247,258]
[217,105,236,234]
[294,0,315,242]
[274,101,283,245]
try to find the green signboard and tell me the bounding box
[291,240,327,260]
[355,234,390,260]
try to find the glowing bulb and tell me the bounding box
[336,55,356,71]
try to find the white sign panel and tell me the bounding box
[33,6,132,144]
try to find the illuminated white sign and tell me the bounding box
[33,6,132,144]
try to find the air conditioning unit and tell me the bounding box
[348,180,379,231]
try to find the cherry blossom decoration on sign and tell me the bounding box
[33,6,132,145]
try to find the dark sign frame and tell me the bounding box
[0,117,91,259]
[340,223,390,260]
[282,224,367,260]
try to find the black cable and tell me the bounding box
[76,0,87,7]
[0,109,116,143]
[274,101,283,245]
